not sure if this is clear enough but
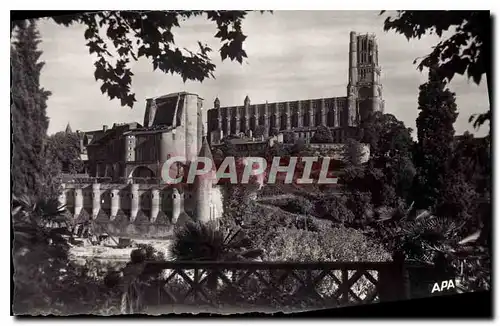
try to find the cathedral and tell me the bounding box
[206,31,384,144]
[64,31,383,233]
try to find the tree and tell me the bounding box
[343,112,415,207]
[253,125,267,138]
[11,20,58,200]
[310,125,333,143]
[368,113,416,206]
[342,138,364,167]
[266,143,290,160]
[285,197,313,216]
[282,131,296,144]
[413,67,459,210]
[317,195,355,224]
[13,11,270,108]
[219,138,238,157]
[446,132,490,235]
[451,133,491,196]
[46,131,84,174]
[381,10,491,131]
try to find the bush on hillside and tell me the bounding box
[283,196,313,215]
[265,226,391,262]
[316,195,355,224]
[345,191,374,227]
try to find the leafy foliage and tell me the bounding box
[282,131,296,144]
[310,125,333,143]
[253,124,267,138]
[412,68,458,210]
[11,20,58,200]
[290,138,308,156]
[266,226,391,262]
[12,195,119,315]
[282,196,313,216]
[451,133,491,196]
[342,138,364,167]
[46,131,84,174]
[381,10,491,129]
[218,137,239,157]
[315,195,355,224]
[270,127,280,137]
[171,220,263,261]
[374,211,490,291]
[343,112,415,208]
[13,11,270,108]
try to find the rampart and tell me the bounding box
[60,182,223,238]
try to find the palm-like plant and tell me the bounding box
[171,220,263,262]
[12,194,75,314]
[169,220,264,296]
[12,194,71,254]
[373,204,490,292]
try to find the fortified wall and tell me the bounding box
[60,182,224,238]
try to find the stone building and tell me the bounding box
[207,31,384,144]
[59,148,224,233]
[78,92,205,182]
[66,92,223,227]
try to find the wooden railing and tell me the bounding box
[122,260,410,314]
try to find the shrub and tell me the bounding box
[284,196,313,215]
[170,221,262,261]
[262,225,392,305]
[345,191,374,227]
[265,226,391,262]
[310,125,333,143]
[316,195,355,224]
[254,125,267,138]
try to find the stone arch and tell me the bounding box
[240,116,247,132]
[280,114,287,130]
[358,99,372,121]
[291,113,299,128]
[249,116,257,132]
[98,164,106,178]
[327,111,335,127]
[113,163,121,180]
[129,166,156,184]
[269,115,277,130]
[101,190,111,211]
[104,164,113,178]
[302,112,309,127]
[230,116,237,135]
[358,86,372,99]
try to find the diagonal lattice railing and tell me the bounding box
[122,261,409,313]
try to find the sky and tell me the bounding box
[37,10,490,138]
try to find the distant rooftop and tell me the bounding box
[146,91,203,101]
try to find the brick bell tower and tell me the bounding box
[347,31,384,128]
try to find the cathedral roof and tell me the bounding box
[124,125,175,136]
[87,122,141,146]
[148,91,203,101]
